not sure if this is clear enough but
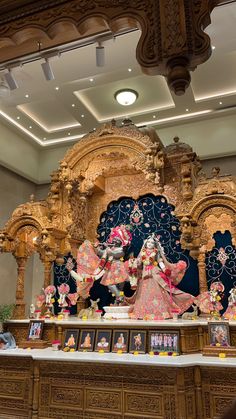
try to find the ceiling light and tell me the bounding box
[29,126,32,129]
[96,42,105,67]
[55,86,59,90]
[89,78,94,82]
[153,115,156,119]
[81,114,84,118]
[128,68,132,72]
[43,137,46,140]
[41,58,55,81]
[25,94,29,98]
[72,104,75,107]
[4,69,18,90]
[212,45,216,50]
[186,108,189,112]
[68,132,71,136]
[115,89,138,106]
[219,101,222,105]
[17,116,20,120]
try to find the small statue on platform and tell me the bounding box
[196,281,224,318]
[224,286,236,320]
[126,234,195,319]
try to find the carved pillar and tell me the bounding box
[14,256,28,319]
[194,366,203,419]
[32,362,39,419]
[197,250,208,293]
[176,369,187,418]
[43,259,53,289]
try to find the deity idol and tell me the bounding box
[67,225,132,298]
[126,234,195,319]
[224,286,236,320]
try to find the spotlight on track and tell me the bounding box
[41,58,55,81]
[4,69,18,90]
[96,42,105,67]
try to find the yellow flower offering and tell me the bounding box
[219,353,226,358]
[98,349,104,354]
[233,315,236,321]
[82,315,87,321]
[149,351,154,356]
[216,343,221,347]
[70,348,75,352]
[117,349,123,355]
[119,291,124,296]
[159,352,165,356]
[83,349,87,352]
[133,351,139,355]
[63,347,69,352]
[172,352,178,356]
[57,314,63,320]
[153,261,158,266]
[26,347,31,351]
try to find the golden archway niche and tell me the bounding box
[0,0,227,95]
[176,170,236,293]
[0,123,235,318]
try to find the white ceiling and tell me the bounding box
[0,3,236,149]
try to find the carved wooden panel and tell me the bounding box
[201,367,236,419]
[0,356,33,418]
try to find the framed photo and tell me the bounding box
[63,330,79,350]
[148,330,180,353]
[95,330,112,352]
[208,322,230,347]
[129,330,146,353]
[78,329,95,351]
[112,330,129,353]
[28,320,44,340]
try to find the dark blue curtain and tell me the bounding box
[206,230,236,311]
[54,194,199,312]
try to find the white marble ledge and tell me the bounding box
[6,317,236,327]
[1,348,236,367]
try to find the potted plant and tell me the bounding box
[0,304,15,332]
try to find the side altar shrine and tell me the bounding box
[0,122,236,419]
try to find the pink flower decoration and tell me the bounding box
[44,285,56,295]
[176,260,186,271]
[58,283,70,295]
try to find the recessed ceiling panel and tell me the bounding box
[17,100,81,132]
[74,75,175,122]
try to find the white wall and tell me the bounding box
[0,119,40,182]
[157,113,236,159]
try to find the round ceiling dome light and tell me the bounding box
[115,89,138,106]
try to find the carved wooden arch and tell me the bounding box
[63,125,163,183]
[0,0,226,94]
[190,195,236,223]
[5,216,43,240]
[190,195,236,251]
[185,194,236,293]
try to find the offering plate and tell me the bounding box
[103,305,130,319]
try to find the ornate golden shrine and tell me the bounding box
[0,121,235,318]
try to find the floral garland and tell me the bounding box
[141,248,158,266]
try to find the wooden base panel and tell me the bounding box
[202,345,236,357]
[0,356,236,418]
[20,339,48,349]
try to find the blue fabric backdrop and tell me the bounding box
[205,230,236,311]
[54,194,199,313]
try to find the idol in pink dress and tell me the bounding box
[127,235,195,319]
[68,225,131,298]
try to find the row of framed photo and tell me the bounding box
[63,329,180,353]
